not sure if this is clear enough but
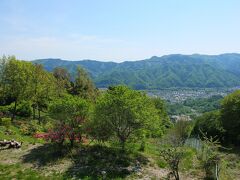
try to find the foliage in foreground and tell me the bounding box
[88,86,164,150]
[159,120,193,180]
[193,90,240,146]
[48,95,91,147]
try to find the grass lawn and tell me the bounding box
[0,122,239,179]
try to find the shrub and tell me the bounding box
[0,112,3,118]
[16,101,32,117]
[0,105,11,115]
[19,120,43,135]
[221,90,240,145]
[193,111,225,142]
[43,120,54,132]
[197,136,222,180]
[0,117,11,127]
[49,95,91,147]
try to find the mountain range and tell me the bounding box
[33,53,240,89]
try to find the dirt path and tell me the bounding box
[0,144,40,165]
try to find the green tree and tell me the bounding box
[159,120,192,180]
[221,90,240,145]
[193,111,225,141]
[1,57,33,120]
[53,67,71,96]
[152,97,172,133]
[197,134,222,180]
[49,95,91,147]
[93,85,160,150]
[0,55,8,104]
[31,64,57,122]
[71,66,97,100]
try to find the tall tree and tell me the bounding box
[0,55,8,104]
[71,66,96,100]
[53,67,71,96]
[152,97,172,134]
[31,64,56,121]
[93,85,160,150]
[1,57,33,120]
[193,111,225,141]
[221,90,240,145]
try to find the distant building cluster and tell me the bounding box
[147,87,240,103]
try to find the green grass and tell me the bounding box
[0,125,43,144]
[0,163,62,180]
[0,120,239,179]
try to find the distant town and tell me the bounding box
[146,87,240,103]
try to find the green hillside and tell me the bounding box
[33,53,240,89]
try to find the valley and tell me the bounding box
[1,56,240,180]
[1,1,240,179]
[146,87,239,103]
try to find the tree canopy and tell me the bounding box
[221,90,240,145]
[91,85,162,149]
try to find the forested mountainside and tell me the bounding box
[34,53,240,89]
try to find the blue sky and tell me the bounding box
[0,0,240,62]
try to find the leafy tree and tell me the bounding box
[166,103,192,116]
[152,97,172,133]
[16,101,32,117]
[183,95,222,113]
[31,64,56,121]
[193,111,225,141]
[71,66,97,100]
[197,134,222,180]
[1,57,34,120]
[92,85,160,150]
[159,120,192,180]
[0,56,8,104]
[221,90,240,145]
[159,146,186,180]
[53,67,71,96]
[49,95,91,147]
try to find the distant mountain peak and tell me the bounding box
[33,53,240,89]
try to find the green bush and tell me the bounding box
[180,148,196,170]
[0,105,11,114]
[43,120,54,131]
[156,159,167,168]
[16,101,32,117]
[0,118,11,127]
[192,111,225,142]
[19,120,43,136]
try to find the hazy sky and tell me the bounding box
[0,0,240,62]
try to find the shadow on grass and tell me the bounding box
[64,145,149,179]
[21,143,149,179]
[22,143,69,167]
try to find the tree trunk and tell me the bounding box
[70,139,74,148]
[38,106,41,124]
[11,100,17,122]
[174,166,180,180]
[175,171,180,180]
[33,106,35,119]
[70,133,75,148]
[120,139,125,151]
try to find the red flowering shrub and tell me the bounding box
[47,95,91,147]
[34,117,88,146]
